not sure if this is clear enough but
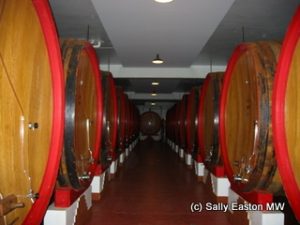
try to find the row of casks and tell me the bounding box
[166,7,300,221]
[0,1,139,224]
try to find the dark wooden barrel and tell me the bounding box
[174,102,181,146]
[140,111,162,135]
[124,95,130,148]
[198,72,224,167]
[134,106,140,138]
[186,87,201,154]
[166,105,176,143]
[128,101,137,143]
[58,39,102,189]
[0,0,64,224]
[273,7,300,221]
[219,41,282,193]
[179,95,188,149]
[101,71,118,169]
[116,87,126,154]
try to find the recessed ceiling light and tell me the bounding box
[152,82,159,86]
[154,0,174,3]
[151,92,157,96]
[151,102,156,106]
[152,54,164,64]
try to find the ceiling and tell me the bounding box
[49,0,299,108]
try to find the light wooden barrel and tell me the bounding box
[0,0,64,224]
[101,71,118,169]
[219,41,282,193]
[198,72,224,167]
[140,111,161,135]
[116,87,126,154]
[273,7,300,221]
[58,39,102,189]
[186,87,201,154]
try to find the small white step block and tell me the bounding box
[175,145,179,153]
[119,152,125,164]
[228,188,284,225]
[125,148,129,157]
[194,160,205,177]
[185,153,192,166]
[91,170,106,195]
[210,172,230,197]
[179,148,184,159]
[44,186,92,225]
[109,160,118,174]
[248,211,284,225]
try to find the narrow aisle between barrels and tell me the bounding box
[87,139,231,225]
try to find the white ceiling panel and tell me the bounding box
[91,0,235,67]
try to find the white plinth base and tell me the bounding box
[44,186,92,225]
[248,211,284,225]
[139,135,147,141]
[171,142,175,150]
[228,189,284,225]
[185,153,192,166]
[119,152,125,164]
[210,173,230,197]
[175,145,179,153]
[152,134,161,141]
[179,148,184,159]
[91,170,106,195]
[194,161,205,177]
[109,160,118,174]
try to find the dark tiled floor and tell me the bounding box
[86,139,231,225]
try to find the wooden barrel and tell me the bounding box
[140,111,162,135]
[101,71,118,168]
[179,95,188,149]
[126,101,133,144]
[124,95,130,148]
[219,41,282,193]
[116,87,126,154]
[134,106,140,138]
[58,39,102,189]
[186,87,201,154]
[127,101,138,143]
[174,102,181,146]
[0,0,64,224]
[273,7,300,221]
[198,72,224,166]
[166,105,176,142]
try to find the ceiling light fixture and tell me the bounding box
[151,81,159,86]
[151,92,157,96]
[152,54,164,64]
[154,0,174,3]
[150,102,156,106]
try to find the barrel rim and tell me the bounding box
[84,43,103,178]
[272,6,300,221]
[219,43,248,189]
[25,0,64,224]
